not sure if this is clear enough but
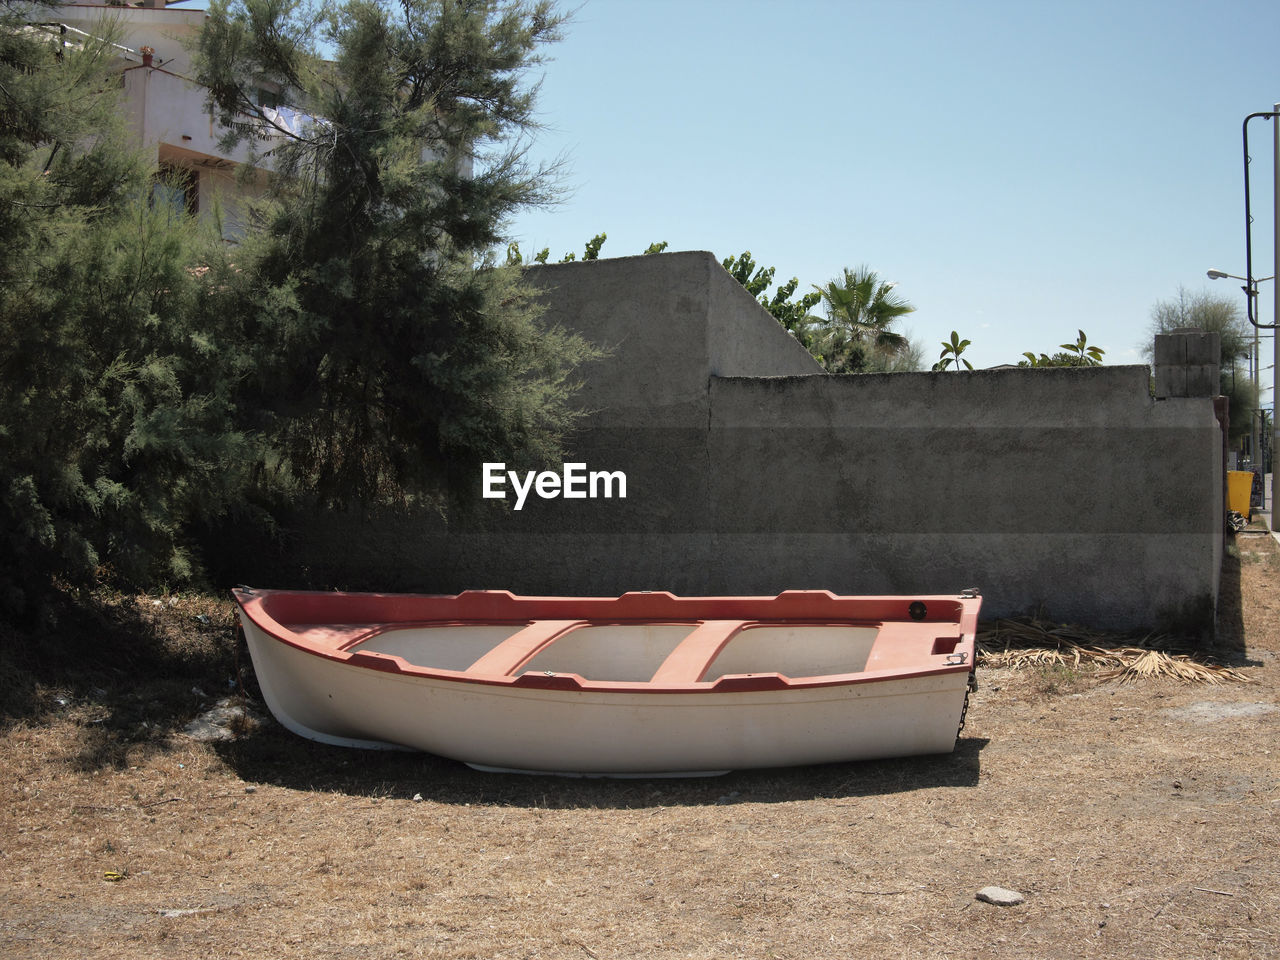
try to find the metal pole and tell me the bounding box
[1273,102,1280,530]
[1254,294,1261,508]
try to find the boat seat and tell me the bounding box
[865,622,956,672]
[465,620,585,677]
[649,620,746,685]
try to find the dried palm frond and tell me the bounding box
[1096,649,1256,685]
[976,617,1255,685]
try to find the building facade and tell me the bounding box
[41,1,266,232]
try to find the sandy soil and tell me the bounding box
[2,534,1278,959]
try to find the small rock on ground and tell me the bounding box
[183,698,262,742]
[976,886,1025,906]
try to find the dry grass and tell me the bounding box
[3,538,1280,959]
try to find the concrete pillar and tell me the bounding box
[1154,330,1220,399]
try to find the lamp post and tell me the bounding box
[1237,102,1280,529]
[1207,269,1273,492]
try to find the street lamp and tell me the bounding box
[1207,269,1274,285]
[1207,269,1274,487]
[1239,103,1280,529]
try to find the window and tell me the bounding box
[152,164,198,217]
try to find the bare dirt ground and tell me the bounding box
[3,534,1279,960]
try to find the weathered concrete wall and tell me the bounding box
[265,252,1223,632]
[523,252,821,426]
[705,368,1222,628]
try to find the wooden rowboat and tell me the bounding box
[232,587,981,777]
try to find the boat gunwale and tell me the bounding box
[232,587,980,696]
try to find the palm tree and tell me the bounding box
[811,265,916,373]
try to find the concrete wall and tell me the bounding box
[522,252,821,427]
[269,251,1223,632]
[705,368,1222,628]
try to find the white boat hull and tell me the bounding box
[235,588,979,777]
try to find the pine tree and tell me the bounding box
[1,3,252,616]
[195,0,598,505]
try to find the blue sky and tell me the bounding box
[510,0,1280,375]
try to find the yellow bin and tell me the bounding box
[1228,470,1253,520]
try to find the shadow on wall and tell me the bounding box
[1212,541,1253,662]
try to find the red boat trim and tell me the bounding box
[232,587,980,695]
